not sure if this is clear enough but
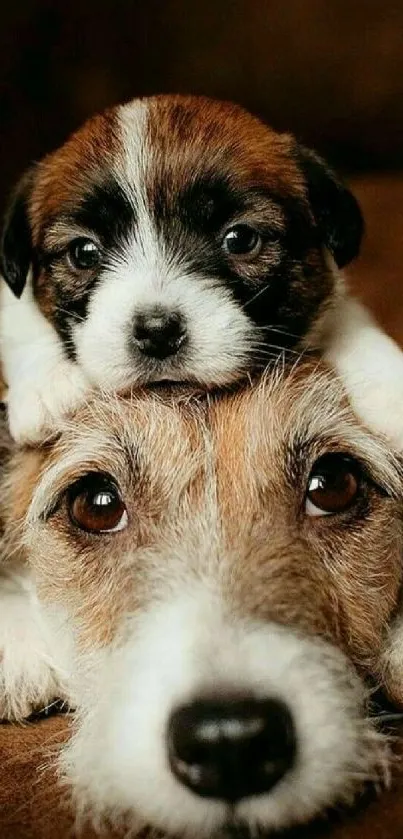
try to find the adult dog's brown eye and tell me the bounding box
[68,473,128,533]
[305,454,361,517]
[68,238,101,271]
[223,224,262,257]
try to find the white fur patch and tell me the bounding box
[74,252,254,391]
[61,586,382,836]
[0,565,74,719]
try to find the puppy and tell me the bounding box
[2,94,403,445]
[1,359,402,835]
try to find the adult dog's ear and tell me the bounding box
[296,145,363,268]
[0,167,36,298]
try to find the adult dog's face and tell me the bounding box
[5,360,403,836]
[0,95,362,391]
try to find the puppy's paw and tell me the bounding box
[0,645,62,721]
[349,382,403,451]
[324,296,403,452]
[7,361,91,444]
[0,576,66,721]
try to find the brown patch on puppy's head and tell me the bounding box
[1,111,120,296]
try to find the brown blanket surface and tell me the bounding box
[1,715,403,839]
[1,174,403,838]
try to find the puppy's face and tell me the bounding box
[0,96,362,391]
[6,360,402,836]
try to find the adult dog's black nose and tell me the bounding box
[167,697,296,801]
[132,309,186,360]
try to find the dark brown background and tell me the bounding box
[2,0,403,209]
[2,0,403,338]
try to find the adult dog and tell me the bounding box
[0,359,402,835]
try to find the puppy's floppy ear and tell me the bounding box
[296,145,363,268]
[0,167,36,298]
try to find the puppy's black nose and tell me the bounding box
[132,309,186,360]
[167,697,295,801]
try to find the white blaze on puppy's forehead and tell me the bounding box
[117,98,150,201]
[117,97,158,263]
[117,97,166,275]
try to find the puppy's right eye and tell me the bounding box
[67,238,101,271]
[67,472,128,534]
[223,224,262,258]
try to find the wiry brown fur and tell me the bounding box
[1,359,402,677]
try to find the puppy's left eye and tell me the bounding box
[67,238,101,271]
[305,454,361,517]
[67,472,128,533]
[223,224,262,258]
